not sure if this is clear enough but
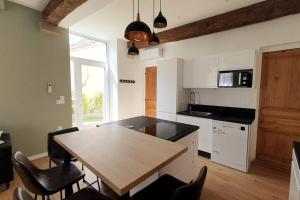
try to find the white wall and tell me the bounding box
[133,13,300,161]
[139,13,300,109]
[117,40,144,120]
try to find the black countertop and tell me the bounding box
[111,116,199,142]
[294,142,300,168]
[178,104,255,125]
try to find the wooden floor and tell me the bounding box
[0,156,290,200]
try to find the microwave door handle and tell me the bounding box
[238,73,242,86]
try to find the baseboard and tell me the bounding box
[28,152,48,161]
[198,150,211,159]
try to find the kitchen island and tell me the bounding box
[112,116,199,183]
[55,116,199,198]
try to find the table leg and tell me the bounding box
[6,182,9,189]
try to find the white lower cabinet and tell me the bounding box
[160,131,198,182]
[289,150,300,200]
[130,132,198,196]
[177,115,212,153]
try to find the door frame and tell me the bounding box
[71,57,108,127]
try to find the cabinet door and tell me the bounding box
[183,55,218,88]
[177,115,212,153]
[218,49,256,70]
[157,59,178,113]
[198,118,212,153]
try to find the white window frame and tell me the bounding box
[71,56,108,128]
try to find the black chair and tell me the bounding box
[12,151,85,200]
[48,127,79,167]
[14,187,113,200]
[131,166,208,200]
[48,127,101,191]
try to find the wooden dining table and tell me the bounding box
[54,124,188,199]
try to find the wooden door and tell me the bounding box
[257,48,300,170]
[145,67,157,117]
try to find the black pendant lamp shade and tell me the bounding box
[154,0,167,28]
[149,31,160,45]
[128,42,139,55]
[124,0,152,42]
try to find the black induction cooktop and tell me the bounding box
[114,116,199,142]
[137,122,192,140]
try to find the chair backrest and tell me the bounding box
[12,151,45,195]
[14,188,34,200]
[171,166,208,200]
[47,127,79,160]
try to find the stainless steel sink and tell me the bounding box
[191,111,212,116]
[183,111,213,117]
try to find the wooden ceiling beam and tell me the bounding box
[43,0,87,25]
[129,0,300,49]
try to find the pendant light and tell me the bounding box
[154,0,167,28]
[124,0,152,42]
[128,41,139,55]
[149,0,160,45]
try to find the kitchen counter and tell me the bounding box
[112,116,199,142]
[294,142,300,169]
[178,104,255,125]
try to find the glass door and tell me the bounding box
[71,57,106,127]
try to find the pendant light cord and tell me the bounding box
[132,0,134,21]
[138,0,140,13]
[160,0,161,11]
[152,0,155,31]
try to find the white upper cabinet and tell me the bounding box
[183,49,256,89]
[218,49,256,71]
[183,55,219,89]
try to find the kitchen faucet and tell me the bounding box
[188,91,196,111]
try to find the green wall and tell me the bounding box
[0,2,72,156]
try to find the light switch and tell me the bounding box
[56,99,65,104]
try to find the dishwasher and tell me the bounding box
[211,120,250,172]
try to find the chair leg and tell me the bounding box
[49,159,52,168]
[47,195,50,200]
[60,191,63,200]
[97,177,101,192]
[42,196,45,200]
[81,163,84,171]
[34,195,37,200]
[77,182,80,191]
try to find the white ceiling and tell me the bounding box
[70,0,265,41]
[9,0,49,11]
[9,0,266,41]
[8,0,113,27]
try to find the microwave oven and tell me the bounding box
[218,69,253,88]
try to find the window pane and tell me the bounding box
[81,65,105,124]
[70,34,106,62]
[70,61,76,126]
